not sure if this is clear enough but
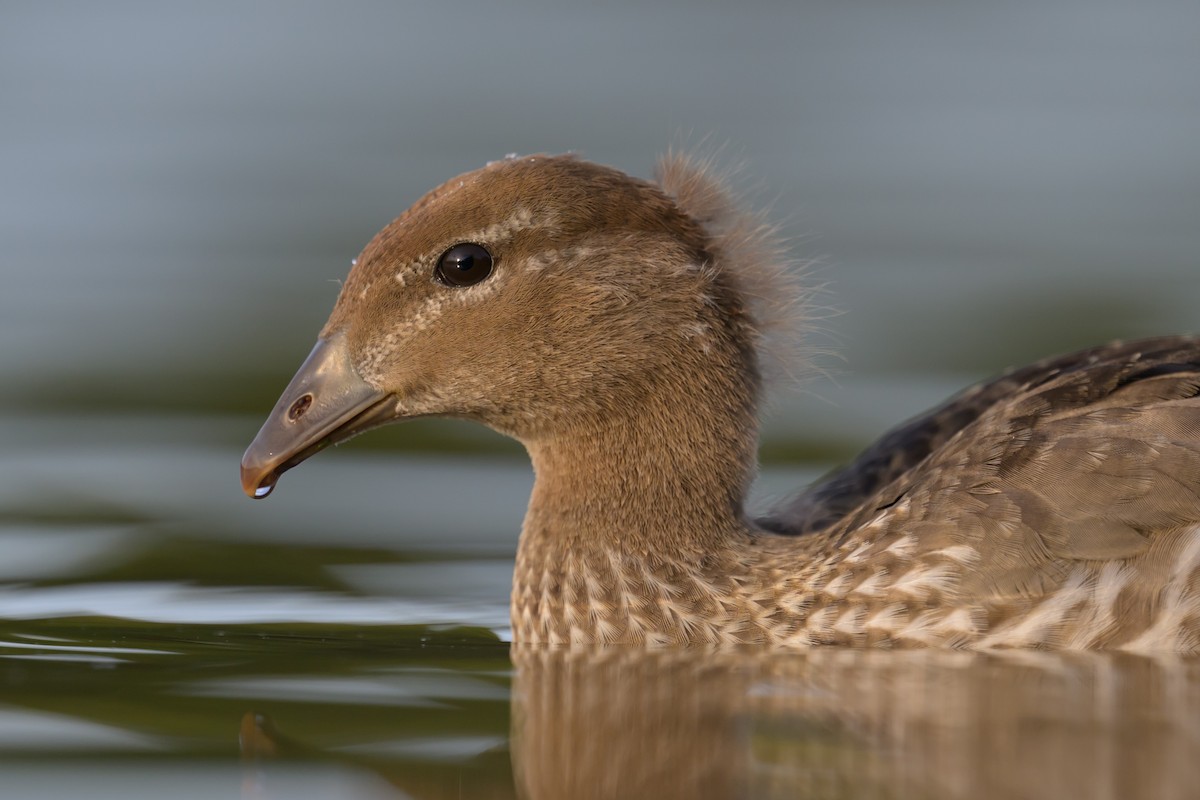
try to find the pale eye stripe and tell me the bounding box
[383,207,541,292]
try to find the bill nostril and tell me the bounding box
[287,394,314,421]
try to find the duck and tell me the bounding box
[240,152,1200,650]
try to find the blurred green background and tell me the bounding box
[5,0,1196,456]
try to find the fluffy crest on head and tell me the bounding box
[654,149,819,389]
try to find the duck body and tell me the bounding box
[513,334,1200,649]
[241,152,1200,650]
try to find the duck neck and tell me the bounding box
[518,359,760,564]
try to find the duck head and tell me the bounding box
[242,153,790,499]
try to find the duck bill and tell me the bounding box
[240,331,395,499]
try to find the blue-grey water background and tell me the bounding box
[3,2,1199,798]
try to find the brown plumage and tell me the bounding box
[241,152,1200,650]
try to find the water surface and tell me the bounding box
[4,420,1200,799]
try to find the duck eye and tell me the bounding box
[435,243,494,287]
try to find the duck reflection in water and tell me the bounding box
[241,649,1200,800]
[509,649,1200,800]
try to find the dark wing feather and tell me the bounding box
[761,336,1200,538]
